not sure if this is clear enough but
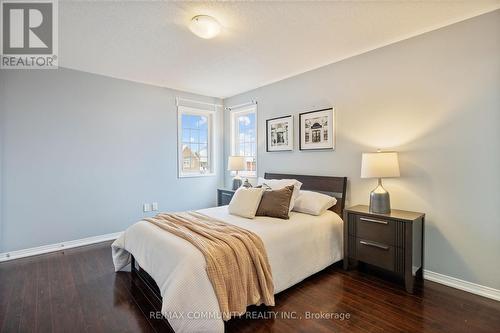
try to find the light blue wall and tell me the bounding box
[224,10,500,289]
[0,68,223,252]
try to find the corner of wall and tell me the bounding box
[0,74,5,252]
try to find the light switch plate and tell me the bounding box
[143,203,152,212]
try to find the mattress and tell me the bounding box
[112,205,343,333]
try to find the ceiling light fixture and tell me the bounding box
[189,15,221,39]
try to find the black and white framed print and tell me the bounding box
[299,108,335,150]
[266,115,294,152]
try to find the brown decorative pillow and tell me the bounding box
[255,185,294,219]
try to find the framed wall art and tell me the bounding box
[299,108,335,150]
[266,115,294,152]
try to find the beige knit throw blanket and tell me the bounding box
[144,211,275,320]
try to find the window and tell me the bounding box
[178,106,215,177]
[230,105,257,177]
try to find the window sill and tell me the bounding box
[229,172,257,177]
[178,173,217,179]
[237,175,257,179]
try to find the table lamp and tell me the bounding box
[361,151,400,214]
[228,156,246,190]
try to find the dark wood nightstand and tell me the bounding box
[343,205,425,293]
[217,189,235,206]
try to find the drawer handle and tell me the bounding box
[359,217,388,225]
[360,240,389,250]
[222,193,232,197]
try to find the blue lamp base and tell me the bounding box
[232,177,242,190]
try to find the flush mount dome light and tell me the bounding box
[189,15,221,39]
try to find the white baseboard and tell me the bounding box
[424,269,500,302]
[0,231,122,262]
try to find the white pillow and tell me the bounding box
[293,190,337,216]
[228,187,265,219]
[257,177,303,212]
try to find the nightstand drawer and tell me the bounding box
[354,215,395,246]
[220,192,233,205]
[217,189,235,206]
[356,238,395,272]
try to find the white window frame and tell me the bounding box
[178,106,216,178]
[230,105,257,178]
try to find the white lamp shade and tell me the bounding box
[361,152,400,178]
[227,156,245,171]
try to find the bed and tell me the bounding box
[112,173,347,332]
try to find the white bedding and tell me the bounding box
[112,205,343,333]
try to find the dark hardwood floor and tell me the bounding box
[1,242,499,333]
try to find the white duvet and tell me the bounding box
[112,206,343,333]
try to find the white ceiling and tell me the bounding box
[59,1,500,98]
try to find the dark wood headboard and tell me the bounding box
[264,173,347,216]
